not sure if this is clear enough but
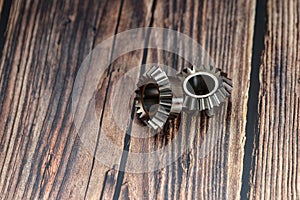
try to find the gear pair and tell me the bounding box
[135,65,232,131]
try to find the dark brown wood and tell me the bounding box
[120,0,256,199]
[0,0,124,199]
[249,0,300,199]
[0,0,298,199]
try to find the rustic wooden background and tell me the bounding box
[0,0,299,199]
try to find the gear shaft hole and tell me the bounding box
[184,72,219,98]
[142,83,160,117]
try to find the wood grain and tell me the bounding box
[0,0,298,199]
[0,0,123,199]
[249,0,300,199]
[119,0,256,199]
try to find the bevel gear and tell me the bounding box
[178,65,232,116]
[135,66,183,131]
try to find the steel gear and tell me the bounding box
[135,66,183,131]
[178,65,232,116]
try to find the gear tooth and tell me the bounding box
[152,117,164,128]
[160,97,172,102]
[204,98,211,110]
[209,95,218,107]
[181,69,188,77]
[159,87,172,97]
[157,108,170,121]
[182,68,188,74]
[213,67,220,73]
[156,112,168,122]
[136,104,147,119]
[222,78,233,93]
[141,75,148,81]
[151,67,163,77]
[194,65,203,71]
[136,107,142,114]
[203,65,210,71]
[137,74,150,87]
[183,96,191,109]
[190,98,199,110]
[187,66,194,74]
[192,65,200,73]
[136,82,142,87]
[153,71,165,81]
[135,100,142,108]
[157,77,169,86]
[220,87,230,96]
[139,112,147,118]
[206,65,219,73]
[182,97,188,108]
[156,74,167,81]
[160,102,172,110]
[183,96,199,110]
[202,98,207,110]
[206,109,215,117]
[159,85,171,92]
[207,97,214,110]
[213,93,221,106]
[160,86,171,93]
[199,98,205,111]
[158,108,169,115]
[223,82,233,93]
[148,121,159,130]
[196,65,204,70]
[146,66,158,76]
[181,66,195,76]
[216,89,226,101]
[222,77,232,85]
[160,93,173,98]
[160,102,172,109]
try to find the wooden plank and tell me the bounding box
[6,0,296,200]
[249,0,300,199]
[118,0,256,199]
[0,0,157,199]
[81,0,155,199]
[0,0,122,199]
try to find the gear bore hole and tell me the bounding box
[142,83,160,117]
[185,73,218,98]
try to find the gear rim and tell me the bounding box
[179,65,232,115]
[183,71,220,99]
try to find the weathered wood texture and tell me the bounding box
[119,0,255,200]
[0,0,298,200]
[249,0,300,199]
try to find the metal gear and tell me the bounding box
[135,66,183,131]
[178,65,232,116]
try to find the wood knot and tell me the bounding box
[181,151,193,173]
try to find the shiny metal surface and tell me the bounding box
[135,66,183,131]
[179,65,232,116]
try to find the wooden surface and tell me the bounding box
[0,0,298,200]
[248,0,300,199]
